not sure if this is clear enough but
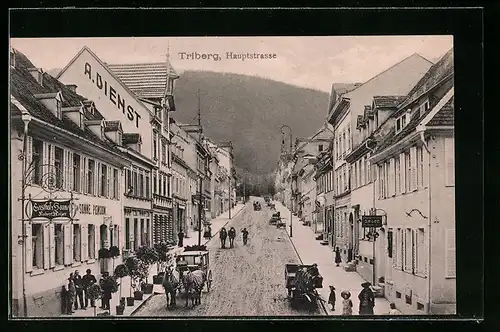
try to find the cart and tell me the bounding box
[285,263,324,309]
[175,250,213,293]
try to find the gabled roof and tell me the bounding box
[122,133,141,144]
[10,48,121,153]
[426,96,454,127]
[107,61,179,99]
[373,95,405,109]
[397,48,454,111]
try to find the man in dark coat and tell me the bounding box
[358,282,375,315]
[178,229,185,247]
[66,273,76,314]
[228,227,236,248]
[82,269,97,308]
[100,272,112,310]
[220,227,228,248]
[241,228,249,245]
[335,247,342,267]
[73,270,85,310]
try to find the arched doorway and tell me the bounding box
[348,213,354,262]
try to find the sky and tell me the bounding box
[10,36,453,93]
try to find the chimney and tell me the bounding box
[66,84,77,93]
[27,67,44,86]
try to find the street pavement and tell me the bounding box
[133,199,325,316]
[274,200,391,316]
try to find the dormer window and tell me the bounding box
[419,99,430,116]
[117,131,122,145]
[395,111,411,134]
[56,98,62,119]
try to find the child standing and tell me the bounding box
[341,290,353,316]
[328,285,336,311]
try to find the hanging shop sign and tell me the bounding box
[30,199,72,220]
[361,215,383,228]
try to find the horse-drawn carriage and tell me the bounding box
[285,263,324,309]
[175,250,213,293]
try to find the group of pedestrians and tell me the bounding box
[327,282,401,315]
[63,269,117,315]
[219,226,249,248]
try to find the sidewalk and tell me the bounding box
[274,201,390,316]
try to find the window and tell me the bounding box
[153,173,157,194]
[113,169,119,199]
[163,175,167,196]
[56,99,62,119]
[395,156,401,194]
[133,171,138,196]
[318,144,323,152]
[87,160,95,194]
[153,132,158,160]
[347,127,351,150]
[145,174,150,199]
[88,225,95,259]
[32,139,43,185]
[405,152,411,191]
[404,228,413,273]
[72,154,80,192]
[396,112,410,134]
[387,230,393,258]
[162,142,166,163]
[342,131,346,155]
[73,224,81,262]
[117,131,122,145]
[139,173,144,197]
[445,137,455,186]
[100,164,107,197]
[445,228,456,278]
[378,165,384,199]
[54,147,64,188]
[125,218,131,250]
[32,224,44,269]
[52,224,63,266]
[416,228,426,275]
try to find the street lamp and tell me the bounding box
[280,125,293,238]
[18,110,32,317]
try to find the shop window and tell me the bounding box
[73,224,81,262]
[32,139,43,185]
[88,225,95,259]
[55,224,64,265]
[32,224,44,269]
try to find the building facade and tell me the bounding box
[370,49,455,314]
[10,49,131,316]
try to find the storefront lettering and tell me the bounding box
[84,62,141,128]
[79,203,107,215]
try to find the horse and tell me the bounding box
[162,267,180,308]
[181,269,206,307]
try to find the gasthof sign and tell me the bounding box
[361,215,383,228]
[31,200,71,220]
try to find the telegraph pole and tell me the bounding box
[197,89,203,247]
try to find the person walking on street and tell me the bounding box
[335,247,342,267]
[358,282,375,315]
[73,270,85,310]
[241,228,249,245]
[341,290,353,316]
[228,227,236,248]
[177,229,185,247]
[66,273,76,315]
[388,303,402,315]
[328,285,336,311]
[82,269,97,308]
[99,272,112,310]
[220,227,228,248]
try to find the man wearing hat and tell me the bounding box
[82,269,97,308]
[358,282,375,315]
[328,285,336,311]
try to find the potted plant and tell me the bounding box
[152,242,170,284]
[99,274,119,316]
[135,246,158,294]
[109,246,120,271]
[114,264,128,314]
[133,260,149,300]
[124,256,139,306]
[98,248,110,259]
[86,283,103,317]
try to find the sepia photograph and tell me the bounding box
[9,34,456,318]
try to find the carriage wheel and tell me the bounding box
[206,270,213,292]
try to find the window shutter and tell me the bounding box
[63,223,72,265]
[43,224,50,269]
[410,147,417,191]
[411,229,416,274]
[445,228,456,278]
[25,223,33,272]
[423,148,429,188]
[68,152,73,192]
[81,224,88,261]
[445,138,455,186]
[49,223,56,268]
[96,162,101,196]
[392,230,397,267]
[399,153,406,193]
[389,158,395,196]
[82,157,87,194]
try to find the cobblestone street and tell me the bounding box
[133,201,326,316]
